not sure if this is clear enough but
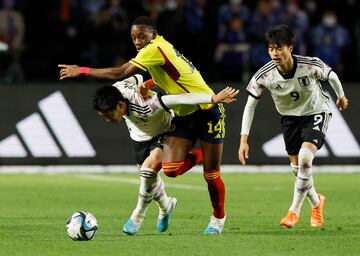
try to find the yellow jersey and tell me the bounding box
[130,35,214,116]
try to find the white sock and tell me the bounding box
[289,176,310,215]
[289,148,315,215]
[153,174,170,218]
[291,163,320,208]
[306,176,320,208]
[131,168,158,224]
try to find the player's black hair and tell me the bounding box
[93,85,125,112]
[265,24,295,47]
[132,16,157,30]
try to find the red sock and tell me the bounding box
[204,170,225,219]
[189,148,203,164]
[163,155,196,177]
[162,149,203,177]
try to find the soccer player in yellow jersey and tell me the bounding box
[59,16,227,234]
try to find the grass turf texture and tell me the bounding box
[0,173,359,256]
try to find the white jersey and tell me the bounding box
[113,75,172,142]
[246,55,332,116]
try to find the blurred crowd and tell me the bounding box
[0,0,359,84]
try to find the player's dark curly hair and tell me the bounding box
[93,86,125,112]
[265,24,295,47]
[132,16,157,30]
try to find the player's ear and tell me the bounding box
[116,101,122,110]
[118,100,127,111]
[152,30,157,38]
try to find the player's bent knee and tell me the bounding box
[298,147,315,177]
[162,161,184,178]
[298,147,314,167]
[203,169,221,181]
[163,171,178,178]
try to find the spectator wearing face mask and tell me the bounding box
[309,10,350,74]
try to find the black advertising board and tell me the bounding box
[0,82,359,165]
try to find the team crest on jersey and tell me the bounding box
[298,76,310,87]
[123,80,136,89]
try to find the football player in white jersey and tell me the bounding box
[94,74,238,235]
[238,25,348,228]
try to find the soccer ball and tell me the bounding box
[66,211,98,241]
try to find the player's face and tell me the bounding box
[130,25,156,51]
[98,102,127,123]
[268,44,293,66]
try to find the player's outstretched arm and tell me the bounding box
[58,62,141,80]
[160,86,239,107]
[211,86,239,104]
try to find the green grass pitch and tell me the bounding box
[0,172,359,256]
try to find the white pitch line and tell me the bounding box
[76,174,206,191]
[252,186,284,191]
[1,165,360,174]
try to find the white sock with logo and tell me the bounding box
[289,177,311,215]
[153,174,170,218]
[291,162,320,208]
[131,168,158,224]
[289,148,315,215]
[306,176,320,208]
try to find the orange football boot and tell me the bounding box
[311,193,326,227]
[280,211,300,228]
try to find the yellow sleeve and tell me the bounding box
[130,42,164,71]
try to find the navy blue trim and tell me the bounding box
[247,90,260,99]
[157,92,171,112]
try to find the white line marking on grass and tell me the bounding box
[76,174,206,191]
[1,165,360,174]
[252,186,284,191]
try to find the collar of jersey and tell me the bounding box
[277,56,297,79]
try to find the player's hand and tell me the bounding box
[58,64,81,80]
[238,141,249,165]
[336,96,349,111]
[138,82,150,99]
[212,86,239,104]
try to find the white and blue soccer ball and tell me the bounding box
[66,211,98,241]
